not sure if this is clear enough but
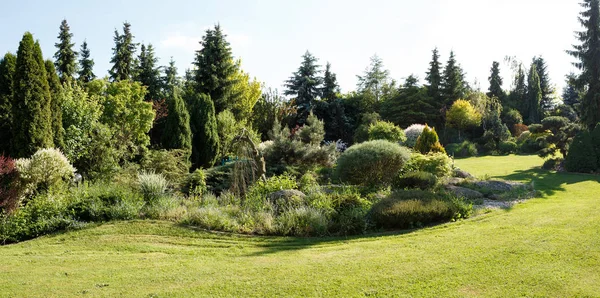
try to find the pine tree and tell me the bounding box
[568,0,600,130]
[193,24,237,114]
[533,56,555,111]
[381,75,438,128]
[54,19,77,84]
[441,51,467,106]
[0,53,16,155]
[109,22,137,81]
[162,86,192,154]
[135,43,161,101]
[77,40,95,83]
[526,63,543,124]
[357,54,392,102]
[321,62,339,102]
[285,51,322,125]
[45,60,64,149]
[12,34,53,157]
[487,61,505,101]
[425,48,443,100]
[189,93,219,169]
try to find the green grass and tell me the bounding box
[1,155,600,297]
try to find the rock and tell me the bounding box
[445,185,484,200]
[268,189,306,201]
[445,177,465,186]
[453,168,474,179]
[473,180,530,192]
[488,194,503,201]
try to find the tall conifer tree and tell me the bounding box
[193,25,237,114]
[0,53,16,154]
[487,61,505,101]
[12,34,53,157]
[162,86,192,154]
[533,56,555,111]
[135,43,161,101]
[441,51,467,106]
[526,64,543,124]
[54,19,77,84]
[110,22,137,81]
[189,93,219,169]
[568,0,600,130]
[425,48,443,101]
[78,41,95,83]
[321,62,339,102]
[45,60,64,149]
[285,51,322,125]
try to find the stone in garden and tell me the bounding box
[445,185,484,199]
[474,180,529,192]
[453,168,474,179]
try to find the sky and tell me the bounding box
[0,0,583,95]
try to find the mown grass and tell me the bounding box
[1,155,600,297]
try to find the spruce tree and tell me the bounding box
[563,72,581,108]
[109,22,137,81]
[441,51,467,106]
[193,24,237,114]
[0,53,16,155]
[425,48,443,100]
[526,64,543,124]
[568,0,600,130]
[285,51,322,125]
[321,62,339,102]
[189,93,219,169]
[54,19,77,84]
[162,86,192,154]
[163,57,179,90]
[487,61,505,101]
[509,64,528,115]
[78,41,95,83]
[12,33,53,157]
[45,60,64,149]
[135,43,161,101]
[357,54,392,102]
[533,56,555,111]
[381,75,437,128]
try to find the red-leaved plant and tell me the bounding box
[0,155,21,213]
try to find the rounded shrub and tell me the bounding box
[276,206,328,237]
[393,171,437,190]
[368,121,407,143]
[335,140,411,187]
[446,141,478,158]
[183,169,207,196]
[404,152,452,177]
[565,131,598,173]
[138,171,169,203]
[498,141,518,155]
[404,124,426,148]
[369,190,472,229]
[415,125,446,154]
[16,148,76,195]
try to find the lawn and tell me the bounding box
[1,155,600,297]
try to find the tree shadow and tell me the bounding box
[491,167,600,197]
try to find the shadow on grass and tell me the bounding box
[491,167,600,197]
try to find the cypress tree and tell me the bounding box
[441,51,467,106]
[425,48,442,101]
[189,93,219,169]
[135,43,161,102]
[508,64,528,115]
[193,24,237,114]
[109,22,137,81]
[78,40,95,83]
[284,51,322,125]
[568,0,600,130]
[321,62,339,102]
[487,61,505,101]
[162,86,192,154]
[532,56,555,111]
[12,33,53,157]
[45,60,64,149]
[54,19,77,84]
[0,53,16,155]
[526,64,543,124]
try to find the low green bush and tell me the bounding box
[67,183,145,222]
[415,125,446,154]
[542,158,563,171]
[245,174,298,210]
[141,149,190,186]
[276,206,328,237]
[393,171,437,190]
[182,206,239,231]
[183,169,207,197]
[498,141,518,155]
[369,190,472,230]
[404,152,452,177]
[335,140,411,188]
[368,121,407,143]
[565,131,598,173]
[446,141,478,158]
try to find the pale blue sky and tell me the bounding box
[0,0,581,95]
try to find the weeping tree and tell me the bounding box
[229,128,267,197]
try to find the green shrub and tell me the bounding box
[15,148,76,195]
[245,174,298,210]
[182,206,239,231]
[517,131,544,154]
[368,121,407,143]
[393,171,437,190]
[404,152,452,177]
[446,141,478,158]
[141,149,190,185]
[415,125,446,154]
[67,183,145,222]
[404,124,426,148]
[138,171,169,203]
[276,206,328,237]
[542,158,563,171]
[298,171,319,193]
[183,169,207,197]
[369,190,472,229]
[335,140,410,188]
[591,123,600,169]
[141,196,181,220]
[204,163,234,195]
[498,141,518,155]
[565,131,598,173]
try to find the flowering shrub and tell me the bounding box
[404,124,426,148]
[16,148,76,195]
